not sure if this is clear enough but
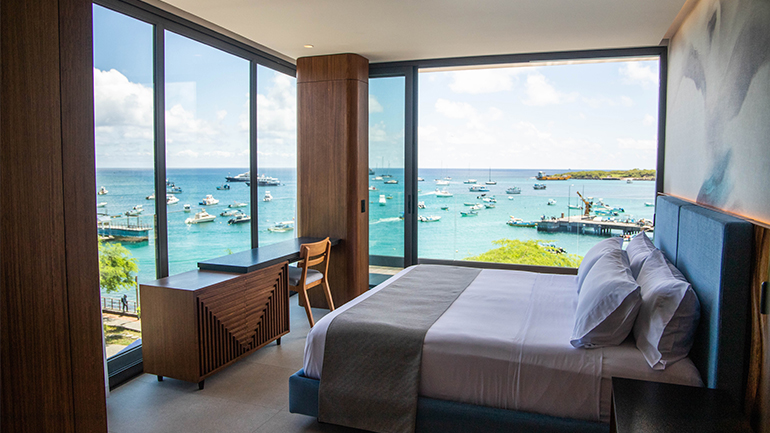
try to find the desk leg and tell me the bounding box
[198,380,205,390]
[277,337,281,346]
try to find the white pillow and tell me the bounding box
[571,249,642,348]
[633,249,700,370]
[576,237,623,293]
[626,231,656,279]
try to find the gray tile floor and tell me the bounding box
[107,294,365,433]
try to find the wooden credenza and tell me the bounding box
[140,261,289,389]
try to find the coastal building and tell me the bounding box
[2,1,769,432]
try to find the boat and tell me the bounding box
[548,199,556,206]
[435,179,449,186]
[183,204,191,212]
[199,194,219,206]
[220,209,241,217]
[485,168,496,185]
[372,176,383,181]
[125,205,144,216]
[482,196,497,203]
[568,204,582,209]
[386,195,393,199]
[645,202,655,207]
[368,186,377,191]
[379,195,387,206]
[268,221,294,232]
[506,187,521,194]
[626,179,633,184]
[464,179,477,184]
[469,185,489,192]
[533,183,546,190]
[418,201,426,209]
[263,191,273,202]
[166,185,182,194]
[369,168,375,175]
[536,171,571,181]
[97,186,108,195]
[97,202,107,208]
[471,204,484,210]
[506,218,537,227]
[166,195,179,205]
[417,177,424,182]
[185,209,215,224]
[508,196,515,200]
[435,188,453,197]
[216,184,231,190]
[418,215,441,222]
[225,171,250,182]
[440,206,449,210]
[381,174,393,179]
[484,203,496,209]
[460,210,478,217]
[228,201,247,208]
[146,193,154,200]
[384,179,398,184]
[228,213,251,225]
[464,202,476,206]
[256,174,280,186]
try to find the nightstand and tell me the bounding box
[610,377,753,433]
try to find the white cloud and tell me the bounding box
[522,73,578,106]
[175,149,199,158]
[93,68,153,127]
[435,98,477,119]
[617,138,656,150]
[448,68,521,94]
[369,121,388,142]
[620,96,634,107]
[643,114,657,126]
[216,110,227,120]
[369,95,383,113]
[619,62,658,87]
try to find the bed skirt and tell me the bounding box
[289,369,609,433]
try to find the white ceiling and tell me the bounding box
[151,0,688,64]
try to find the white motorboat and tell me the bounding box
[435,188,453,197]
[263,191,273,202]
[482,196,497,203]
[418,201,426,209]
[379,195,387,206]
[146,193,155,200]
[268,221,294,232]
[484,203,496,209]
[506,187,521,194]
[460,210,478,217]
[435,179,450,186]
[372,176,383,181]
[185,209,215,224]
[256,174,280,186]
[471,204,484,210]
[463,179,477,184]
[547,199,557,206]
[418,215,441,222]
[368,186,377,191]
[228,213,251,225]
[645,202,655,207]
[167,195,179,205]
[469,185,489,192]
[199,194,219,206]
[384,179,398,184]
[97,202,107,208]
[97,186,108,195]
[417,177,424,182]
[568,204,582,209]
[220,209,241,217]
[508,196,515,200]
[183,204,191,212]
[125,205,144,216]
[225,171,250,182]
[228,201,247,208]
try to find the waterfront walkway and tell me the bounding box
[537,214,652,236]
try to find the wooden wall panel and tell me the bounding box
[297,54,368,308]
[1,0,107,431]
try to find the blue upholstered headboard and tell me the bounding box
[653,195,753,404]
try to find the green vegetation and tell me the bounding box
[465,239,582,267]
[99,241,138,293]
[103,324,141,346]
[554,169,655,179]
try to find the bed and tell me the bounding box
[288,195,753,433]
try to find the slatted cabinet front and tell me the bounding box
[141,261,289,387]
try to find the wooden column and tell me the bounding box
[1,0,108,431]
[297,54,369,308]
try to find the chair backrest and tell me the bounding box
[299,238,331,271]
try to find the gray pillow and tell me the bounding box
[576,236,623,293]
[626,231,656,279]
[571,249,641,348]
[633,249,700,370]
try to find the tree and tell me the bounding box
[98,241,138,293]
[465,239,582,267]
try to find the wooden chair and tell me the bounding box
[288,238,334,327]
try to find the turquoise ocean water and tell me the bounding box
[97,167,655,302]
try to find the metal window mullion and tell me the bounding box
[656,49,667,197]
[404,67,418,267]
[154,24,169,279]
[250,61,259,248]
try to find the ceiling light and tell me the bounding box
[304,44,314,48]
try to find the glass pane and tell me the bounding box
[257,65,298,246]
[93,4,154,357]
[418,60,659,266]
[165,31,251,275]
[369,77,406,264]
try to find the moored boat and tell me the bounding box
[548,199,556,206]
[435,188,453,197]
[98,186,108,195]
[506,186,521,194]
[228,201,247,208]
[463,179,477,184]
[228,213,251,225]
[264,191,273,202]
[216,184,231,190]
[183,204,191,212]
[166,195,179,205]
[384,179,398,184]
[460,210,478,217]
[199,194,219,206]
[418,201,426,209]
[226,171,250,182]
[97,202,107,208]
[125,205,144,216]
[469,185,489,192]
[268,221,294,232]
[379,195,387,206]
[185,209,215,224]
[418,215,441,222]
[220,209,241,217]
[533,183,546,190]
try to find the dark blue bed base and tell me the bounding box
[288,195,753,432]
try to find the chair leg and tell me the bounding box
[297,285,315,327]
[322,278,335,311]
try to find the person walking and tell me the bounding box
[121,294,129,313]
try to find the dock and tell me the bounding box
[537,215,652,236]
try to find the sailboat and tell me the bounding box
[485,167,496,185]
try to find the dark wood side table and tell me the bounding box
[611,377,753,433]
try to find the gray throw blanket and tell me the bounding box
[318,265,482,433]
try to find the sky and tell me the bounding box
[95,4,659,172]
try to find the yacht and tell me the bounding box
[482,196,497,203]
[183,204,191,212]
[547,199,557,206]
[97,186,108,195]
[440,205,449,210]
[484,203,496,209]
[568,204,582,209]
[645,202,655,207]
[372,176,383,181]
[506,186,521,194]
[268,221,294,232]
[199,194,219,206]
[379,195,387,206]
[166,195,179,205]
[469,185,489,192]
[256,174,280,186]
[228,201,247,208]
[435,179,450,186]
[167,185,182,194]
[435,188,453,197]
[228,213,251,225]
[125,205,144,216]
[263,191,273,202]
[507,218,536,227]
[533,183,546,190]
[418,215,441,222]
[471,204,484,210]
[220,209,241,217]
[225,171,250,182]
[185,209,216,224]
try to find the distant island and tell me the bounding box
[553,169,655,180]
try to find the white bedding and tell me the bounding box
[303,266,704,423]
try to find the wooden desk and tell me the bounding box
[197,237,340,273]
[611,377,753,433]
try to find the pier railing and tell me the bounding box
[102,296,139,316]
